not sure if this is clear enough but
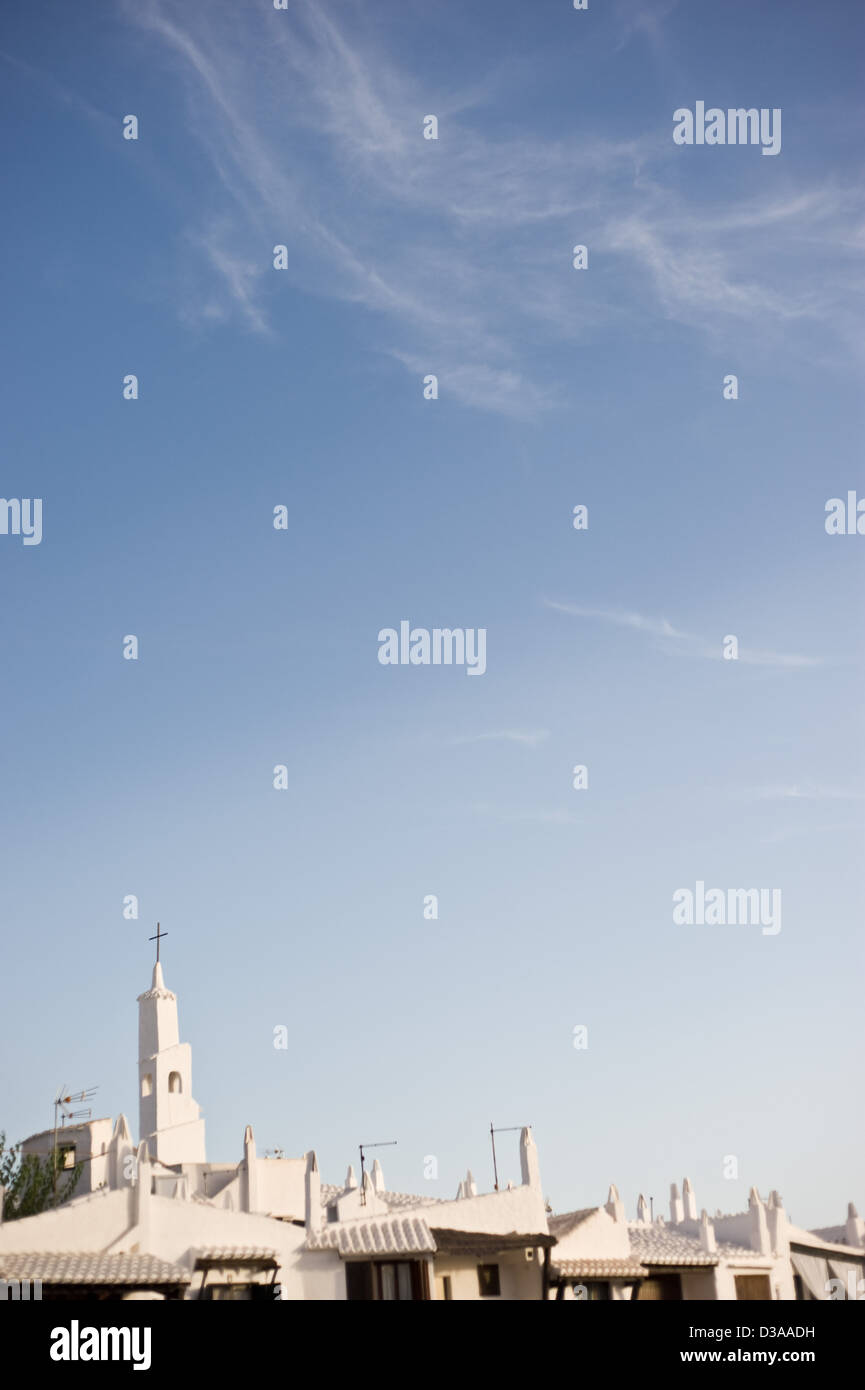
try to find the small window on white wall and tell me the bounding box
[168,1071,182,1093]
[141,1074,153,1097]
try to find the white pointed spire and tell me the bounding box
[845,1202,865,1247]
[243,1126,258,1213]
[305,1151,321,1233]
[371,1158,385,1193]
[136,960,206,1165]
[605,1183,625,1223]
[107,1114,133,1189]
[699,1209,717,1253]
[749,1187,771,1254]
[682,1176,697,1221]
[519,1127,542,1190]
[670,1182,684,1225]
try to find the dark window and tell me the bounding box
[202,1284,256,1300]
[574,1281,611,1301]
[250,1283,278,1302]
[346,1260,427,1301]
[379,1263,398,1300]
[346,1262,376,1301]
[638,1273,682,1301]
[441,1276,452,1301]
[735,1274,772,1301]
[477,1264,501,1297]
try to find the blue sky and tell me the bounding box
[1,0,862,1229]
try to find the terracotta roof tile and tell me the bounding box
[192,1247,277,1265]
[552,1257,646,1280]
[548,1208,600,1237]
[307,1215,436,1256]
[430,1228,555,1257]
[628,1226,769,1267]
[0,1251,190,1286]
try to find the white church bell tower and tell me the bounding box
[137,933,206,1165]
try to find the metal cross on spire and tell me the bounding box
[148,921,168,964]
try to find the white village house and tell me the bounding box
[548,1181,865,1302]
[0,959,861,1301]
[0,959,552,1300]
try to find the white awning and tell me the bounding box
[827,1258,865,1300]
[791,1252,830,1300]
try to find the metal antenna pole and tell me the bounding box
[51,1086,98,1203]
[489,1124,527,1192]
[52,1087,65,1199]
[358,1140,397,1207]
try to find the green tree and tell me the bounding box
[0,1132,82,1220]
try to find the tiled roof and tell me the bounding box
[380,1190,446,1210]
[809,1226,848,1245]
[307,1215,437,1256]
[193,1247,278,1265]
[320,1184,445,1212]
[308,1218,554,1259]
[548,1208,599,1238]
[552,1257,646,1280]
[628,1227,768,1267]
[0,1252,190,1287]
[430,1228,555,1257]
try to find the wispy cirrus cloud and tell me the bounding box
[718,646,820,670]
[545,599,820,669]
[745,785,865,802]
[0,48,115,131]
[605,181,865,363]
[117,0,865,412]
[544,600,688,641]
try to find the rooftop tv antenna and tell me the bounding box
[52,1084,98,1196]
[358,1140,397,1206]
[489,1122,527,1192]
